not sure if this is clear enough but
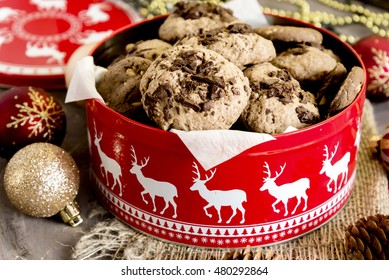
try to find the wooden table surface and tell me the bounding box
[0,0,388,260]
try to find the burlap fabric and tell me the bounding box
[72,100,389,260]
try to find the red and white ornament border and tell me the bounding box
[92,169,355,247]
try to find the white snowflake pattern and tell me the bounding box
[302,224,307,230]
[256,237,262,243]
[324,213,328,219]
[368,48,389,94]
[7,87,64,140]
[154,228,159,234]
[271,233,278,240]
[201,237,208,243]
[141,222,146,228]
[210,238,216,244]
[184,235,191,240]
[313,220,319,226]
[176,233,183,239]
[147,225,153,231]
[264,235,270,240]
[168,232,174,238]
[279,231,286,237]
[161,230,166,235]
[287,229,293,234]
[249,237,255,243]
[225,239,231,244]
[192,237,198,243]
[308,221,313,227]
[294,228,299,234]
[233,239,239,244]
[240,237,247,244]
[130,217,134,222]
[217,239,224,246]
[319,216,323,222]
[135,220,140,225]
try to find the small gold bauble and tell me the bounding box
[3,142,80,219]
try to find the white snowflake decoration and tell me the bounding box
[368,48,389,94]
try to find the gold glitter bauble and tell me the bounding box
[3,142,80,218]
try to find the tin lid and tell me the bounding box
[0,0,136,89]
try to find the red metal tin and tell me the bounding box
[86,15,366,248]
[0,0,135,89]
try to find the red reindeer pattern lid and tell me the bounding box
[0,0,135,89]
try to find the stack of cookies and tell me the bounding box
[96,1,364,135]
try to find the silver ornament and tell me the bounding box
[3,142,82,226]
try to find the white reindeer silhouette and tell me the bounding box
[130,146,178,218]
[354,118,362,149]
[78,3,111,26]
[30,0,67,11]
[0,28,13,49]
[25,42,66,64]
[260,162,310,216]
[320,142,350,193]
[93,122,123,196]
[190,162,247,224]
[0,8,23,23]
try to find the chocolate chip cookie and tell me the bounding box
[139,45,251,131]
[96,56,151,118]
[158,1,240,43]
[326,66,365,117]
[255,25,323,45]
[241,62,320,134]
[177,23,276,69]
[126,39,172,61]
[271,45,338,89]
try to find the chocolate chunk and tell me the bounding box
[174,1,234,20]
[191,74,225,89]
[296,106,318,124]
[227,23,254,34]
[174,95,201,112]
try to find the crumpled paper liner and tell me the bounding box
[72,100,389,260]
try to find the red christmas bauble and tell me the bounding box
[381,125,389,172]
[0,87,66,158]
[353,35,389,102]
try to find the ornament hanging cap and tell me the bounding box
[59,201,83,227]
